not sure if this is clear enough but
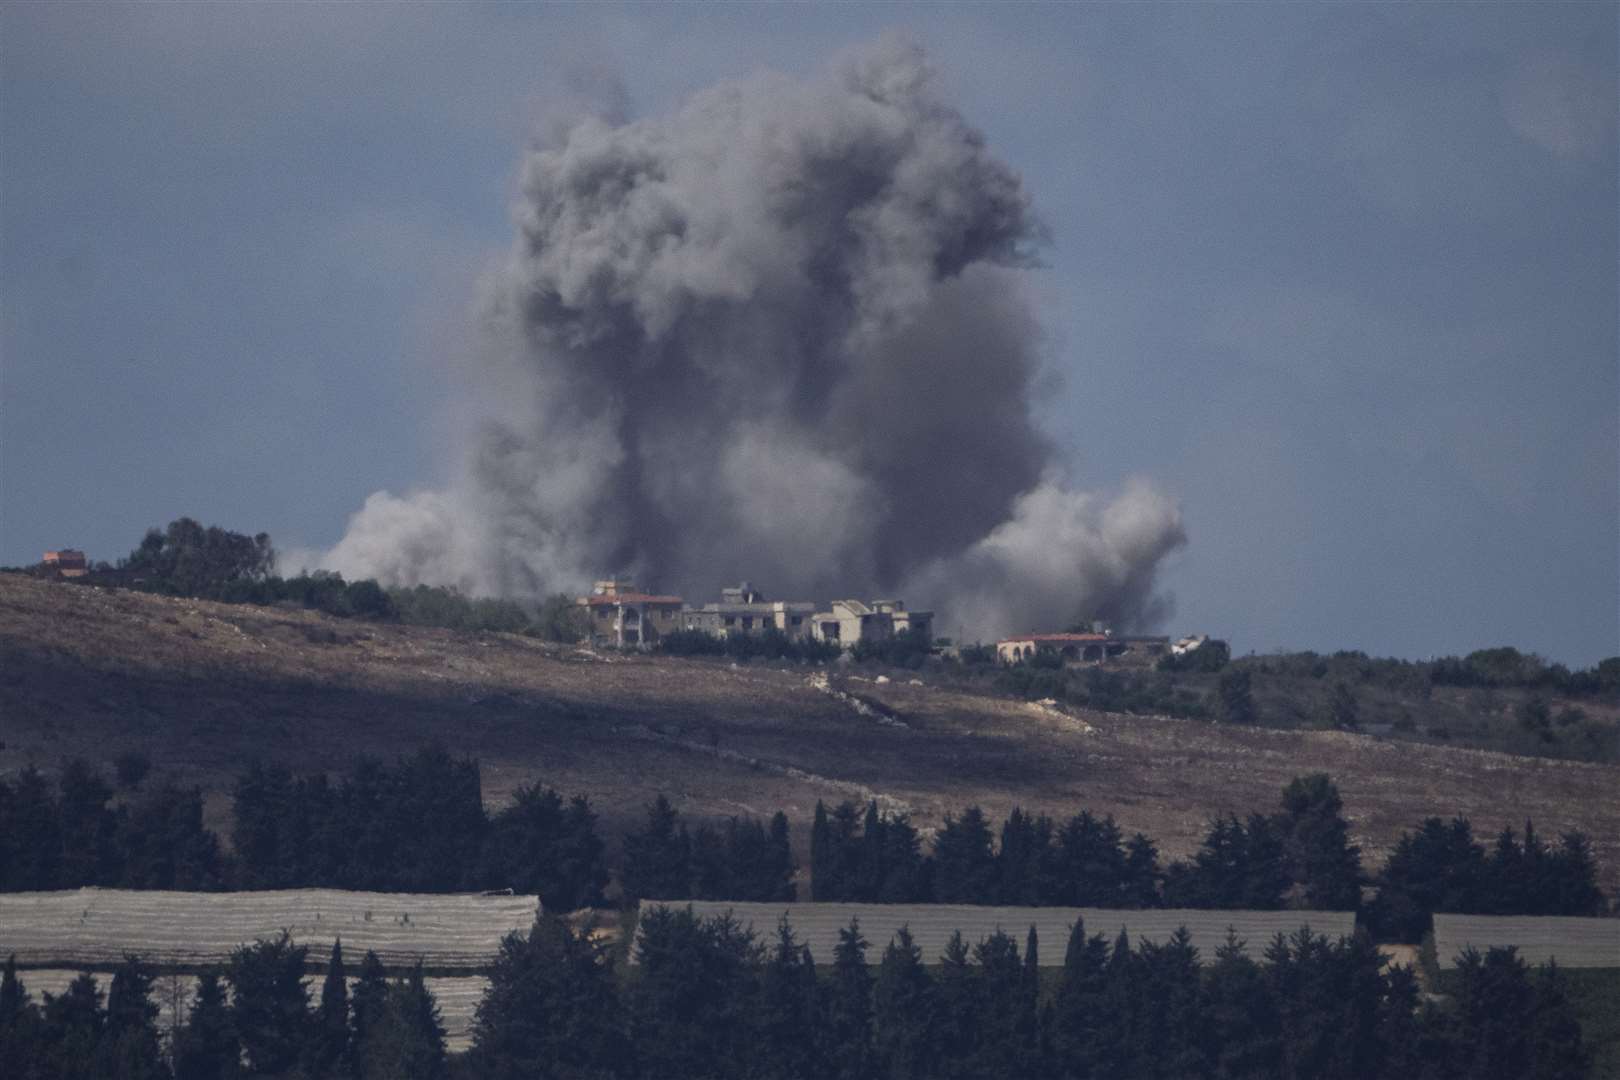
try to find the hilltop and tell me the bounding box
[2,573,1617,895]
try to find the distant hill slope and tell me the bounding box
[2,574,1617,896]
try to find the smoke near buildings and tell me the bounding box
[321,37,1186,641]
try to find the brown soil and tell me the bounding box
[3,574,1617,895]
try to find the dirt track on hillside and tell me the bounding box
[3,575,1617,894]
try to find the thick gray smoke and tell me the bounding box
[323,39,1187,640]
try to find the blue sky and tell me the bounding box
[2,4,1615,665]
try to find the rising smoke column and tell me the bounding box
[324,38,1187,640]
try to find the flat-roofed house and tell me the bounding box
[576,579,683,648]
[683,582,817,641]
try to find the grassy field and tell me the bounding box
[3,574,1619,898]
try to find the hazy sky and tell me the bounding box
[3,4,1615,665]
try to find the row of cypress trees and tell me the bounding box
[465,909,1591,1080]
[0,937,448,1080]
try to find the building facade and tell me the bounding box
[576,579,683,648]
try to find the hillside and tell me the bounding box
[2,574,1618,896]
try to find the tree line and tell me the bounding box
[3,762,1609,941]
[4,910,1595,1079]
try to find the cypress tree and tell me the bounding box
[42,972,105,1080]
[755,918,820,1079]
[766,811,797,901]
[1,953,26,1028]
[823,919,874,1080]
[310,938,349,1076]
[0,956,43,1080]
[1527,960,1589,1080]
[631,906,761,1080]
[348,951,388,1079]
[872,927,934,1080]
[103,955,165,1080]
[1136,929,1203,1079]
[1094,929,1137,1078]
[1017,926,1042,1074]
[968,930,1024,1080]
[1202,932,1279,1079]
[811,801,835,900]
[1453,946,1535,1080]
[934,931,979,1078]
[173,969,240,1080]
[1050,918,1109,1079]
[1275,774,1363,911]
[357,966,446,1080]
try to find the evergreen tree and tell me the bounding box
[1452,947,1535,1080]
[875,812,927,902]
[348,951,388,1079]
[1054,812,1128,907]
[823,920,874,1080]
[0,956,45,1080]
[103,955,166,1080]
[41,972,105,1080]
[1202,932,1279,1079]
[1375,963,1425,1080]
[1527,960,1589,1080]
[620,796,691,901]
[1121,833,1162,909]
[309,939,349,1077]
[1094,929,1138,1078]
[1368,816,1488,942]
[1544,831,1607,916]
[58,759,122,887]
[1275,775,1363,911]
[173,970,239,1080]
[996,809,1054,905]
[811,801,836,900]
[468,914,625,1080]
[1,767,62,889]
[630,906,760,1080]
[1017,926,1042,1075]
[931,808,997,904]
[226,933,310,1076]
[1136,929,1204,1080]
[357,966,446,1080]
[482,785,608,910]
[764,811,798,901]
[1049,918,1110,1079]
[968,930,1025,1080]
[872,927,934,1080]
[755,918,821,1079]
[932,932,979,1079]
[117,781,224,890]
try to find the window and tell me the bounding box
[791,615,802,626]
[743,617,753,629]
[724,616,735,627]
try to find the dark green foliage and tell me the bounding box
[349,951,389,1078]
[174,969,239,1080]
[469,915,625,1080]
[40,972,106,1080]
[872,927,935,1080]
[58,758,122,887]
[1202,932,1280,1079]
[1164,813,1289,909]
[755,919,822,1079]
[114,751,152,790]
[104,956,166,1080]
[1275,774,1363,910]
[309,940,349,1077]
[1368,816,1488,941]
[1327,681,1359,730]
[117,780,224,890]
[619,795,692,902]
[630,906,761,1080]
[931,807,996,904]
[534,593,589,643]
[1136,928,1205,1079]
[1217,668,1257,725]
[658,627,840,663]
[355,965,446,1080]
[995,808,1056,906]
[690,813,798,902]
[0,766,64,890]
[965,930,1026,1080]
[226,933,310,1076]
[932,932,978,1079]
[482,785,608,910]
[823,920,874,1080]
[120,518,275,598]
[850,627,935,669]
[1049,918,1111,1079]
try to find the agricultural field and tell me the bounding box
[3,574,1619,897]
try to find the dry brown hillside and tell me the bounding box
[2,573,1617,895]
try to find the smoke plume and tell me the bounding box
[323,38,1187,641]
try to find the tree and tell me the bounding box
[58,759,122,887]
[996,809,1055,906]
[307,939,349,1077]
[0,767,62,890]
[1543,832,1607,916]
[349,951,388,1079]
[40,972,105,1080]
[227,933,310,1076]
[469,915,625,1080]
[173,969,239,1080]
[932,932,978,1080]
[1049,918,1110,1080]
[931,808,997,904]
[117,780,223,890]
[1326,682,1359,730]
[620,796,691,901]
[482,785,608,910]
[1367,816,1488,941]
[1452,947,1535,1080]
[1275,774,1363,910]
[630,907,760,1080]
[1136,929,1204,1080]
[356,966,446,1080]
[872,927,934,1080]
[1217,668,1256,725]
[966,930,1026,1080]
[104,955,166,1080]
[755,918,821,1079]
[0,956,45,1080]
[823,920,874,1080]
[1202,932,1280,1079]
